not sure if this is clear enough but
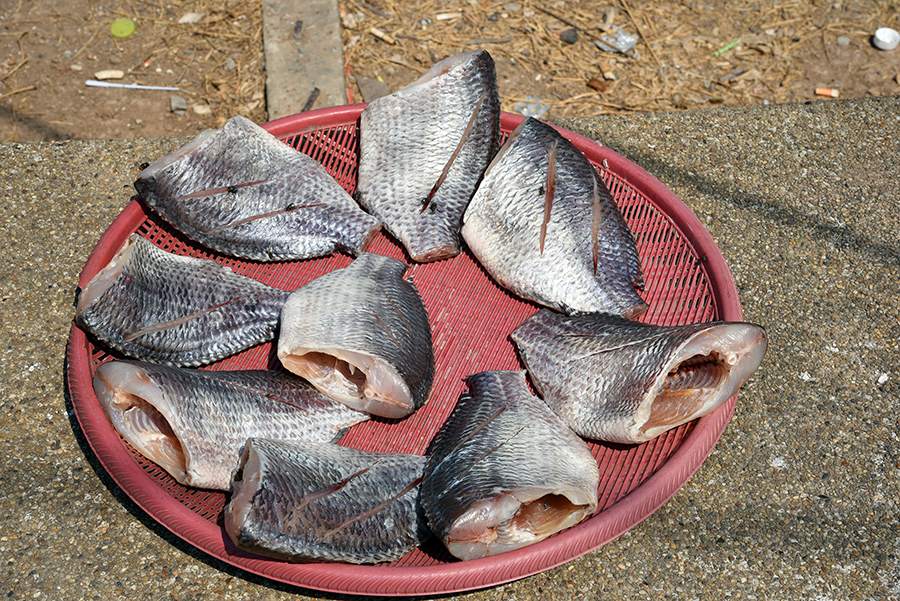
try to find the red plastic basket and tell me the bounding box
[65,105,743,596]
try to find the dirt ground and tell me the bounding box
[1,0,898,142]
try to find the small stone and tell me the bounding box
[488,11,499,21]
[503,2,521,12]
[69,64,83,72]
[169,95,187,115]
[587,77,607,92]
[355,75,390,102]
[93,69,125,80]
[62,51,74,59]
[177,12,205,24]
[192,104,213,115]
[560,28,578,44]
[836,35,850,46]
[224,58,236,72]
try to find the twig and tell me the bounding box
[73,25,103,59]
[0,58,27,82]
[0,85,37,101]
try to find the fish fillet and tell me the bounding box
[225,439,428,563]
[134,115,381,261]
[277,253,434,419]
[462,117,647,317]
[93,360,369,490]
[358,50,500,262]
[511,310,768,443]
[75,234,289,366]
[420,370,599,560]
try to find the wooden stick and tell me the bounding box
[0,85,37,101]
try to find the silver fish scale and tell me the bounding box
[511,310,741,443]
[135,115,381,261]
[462,116,646,316]
[421,370,599,548]
[279,253,435,411]
[95,361,369,490]
[77,235,289,366]
[226,439,428,564]
[358,50,500,262]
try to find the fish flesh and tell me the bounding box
[420,370,599,561]
[461,116,647,317]
[75,234,289,366]
[511,309,767,443]
[93,360,369,490]
[277,252,434,419]
[225,439,428,563]
[134,115,381,261]
[358,50,500,262]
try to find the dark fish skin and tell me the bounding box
[277,253,435,419]
[461,116,647,317]
[134,115,381,262]
[225,439,429,564]
[93,361,369,490]
[75,234,289,366]
[511,310,768,443]
[420,370,599,561]
[358,50,501,262]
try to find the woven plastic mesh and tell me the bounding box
[66,106,742,595]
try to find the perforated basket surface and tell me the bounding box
[65,105,744,596]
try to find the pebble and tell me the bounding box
[169,95,187,115]
[355,75,390,102]
[93,70,124,80]
[192,104,212,115]
[488,11,499,21]
[560,29,578,44]
[224,58,236,72]
[62,51,74,59]
[836,36,850,46]
[503,2,521,12]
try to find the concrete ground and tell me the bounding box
[1,95,897,600]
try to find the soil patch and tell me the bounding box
[1,0,898,142]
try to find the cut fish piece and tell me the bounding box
[134,115,381,261]
[225,439,428,564]
[277,253,434,419]
[511,310,768,443]
[75,234,289,366]
[421,370,599,560]
[462,116,647,317]
[358,50,501,262]
[93,360,369,490]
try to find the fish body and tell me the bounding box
[134,115,381,261]
[277,253,434,419]
[461,117,647,317]
[225,439,428,564]
[511,310,768,443]
[75,234,289,366]
[93,360,369,490]
[420,370,599,561]
[358,50,501,262]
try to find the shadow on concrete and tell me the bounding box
[0,102,72,142]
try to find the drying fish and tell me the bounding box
[277,252,434,419]
[511,310,767,444]
[134,115,381,261]
[358,50,500,262]
[93,361,369,490]
[75,234,289,366]
[421,370,599,561]
[225,439,428,564]
[461,116,647,317]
